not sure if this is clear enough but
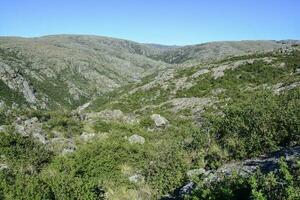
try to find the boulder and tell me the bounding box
[151,114,168,127]
[128,134,145,144]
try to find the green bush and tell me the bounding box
[187,159,300,200]
[212,89,300,159]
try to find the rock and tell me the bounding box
[24,117,38,126]
[74,102,91,114]
[178,181,196,197]
[0,163,8,171]
[129,174,144,183]
[274,81,300,94]
[278,62,286,68]
[80,132,95,141]
[168,97,212,113]
[0,125,7,132]
[62,146,76,154]
[0,100,5,109]
[186,168,207,177]
[212,65,228,79]
[14,117,47,143]
[0,62,37,104]
[151,114,168,127]
[191,68,210,78]
[22,80,37,103]
[128,134,145,144]
[50,138,76,154]
[15,124,26,136]
[172,77,194,94]
[211,88,225,95]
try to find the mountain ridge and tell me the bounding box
[0,35,299,109]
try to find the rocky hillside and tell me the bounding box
[0,35,296,109]
[0,36,299,200]
[0,35,168,108]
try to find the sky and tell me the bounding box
[0,0,299,45]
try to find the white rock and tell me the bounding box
[151,114,168,127]
[128,134,145,144]
[191,68,210,78]
[187,168,207,177]
[80,132,95,141]
[129,174,144,183]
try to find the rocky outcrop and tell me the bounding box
[14,117,47,144]
[165,146,300,199]
[273,81,300,94]
[0,62,37,104]
[191,68,210,78]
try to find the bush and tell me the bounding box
[187,159,300,200]
[212,89,300,159]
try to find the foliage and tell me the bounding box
[186,159,300,200]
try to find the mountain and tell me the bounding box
[0,35,295,109]
[0,35,299,199]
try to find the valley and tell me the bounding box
[0,35,299,199]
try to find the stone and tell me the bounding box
[274,81,300,94]
[129,174,144,183]
[212,65,228,79]
[168,97,212,113]
[0,100,5,109]
[0,125,7,132]
[128,134,145,144]
[186,168,206,177]
[151,114,168,127]
[80,132,95,141]
[191,68,210,78]
[178,181,196,197]
[0,163,8,171]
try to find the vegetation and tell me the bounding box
[186,159,300,200]
[0,45,299,199]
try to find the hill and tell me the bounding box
[0,35,299,199]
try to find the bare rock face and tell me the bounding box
[273,81,300,94]
[128,134,145,144]
[191,68,210,78]
[151,114,168,127]
[0,62,37,104]
[14,117,47,144]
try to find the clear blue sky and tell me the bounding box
[0,0,299,45]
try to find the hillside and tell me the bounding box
[0,36,299,199]
[0,35,295,109]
